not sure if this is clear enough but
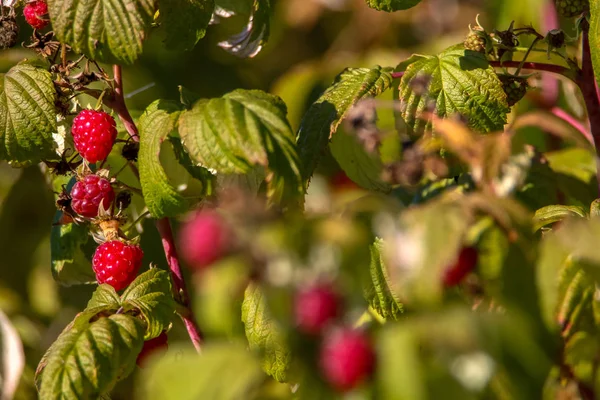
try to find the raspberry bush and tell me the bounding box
[1,0,600,399]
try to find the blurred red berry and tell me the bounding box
[330,171,359,192]
[180,210,230,271]
[136,331,168,367]
[442,246,478,287]
[71,109,117,163]
[92,241,144,291]
[295,285,340,335]
[70,175,114,218]
[320,328,375,392]
[24,1,49,30]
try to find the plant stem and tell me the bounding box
[551,106,593,145]
[391,71,404,79]
[112,65,140,143]
[489,60,576,81]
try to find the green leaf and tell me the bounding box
[365,238,403,320]
[242,284,291,382]
[87,284,121,312]
[178,89,303,205]
[365,0,422,12]
[37,314,145,400]
[168,136,215,195]
[329,130,391,192]
[589,1,600,89]
[0,62,58,162]
[138,100,188,218]
[136,342,264,400]
[397,45,509,137]
[48,0,157,64]
[121,268,175,339]
[0,310,24,400]
[159,0,214,51]
[533,205,586,232]
[218,0,270,58]
[50,217,96,285]
[297,66,394,183]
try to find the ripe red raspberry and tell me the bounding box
[72,109,117,164]
[136,331,168,367]
[23,1,49,30]
[92,241,143,291]
[442,246,478,287]
[70,175,114,218]
[179,210,230,271]
[294,285,340,335]
[320,329,375,392]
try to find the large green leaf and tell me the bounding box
[138,100,188,219]
[178,89,303,205]
[365,0,422,12]
[242,284,291,382]
[136,342,264,400]
[159,0,214,51]
[365,238,403,320]
[48,0,157,64]
[397,45,509,136]
[37,314,145,400]
[121,268,175,339]
[297,66,393,183]
[0,62,57,162]
[533,205,586,232]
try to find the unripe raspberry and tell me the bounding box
[294,285,340,335]
[23,1,49,30]
[179,210,231,271]
[70,175,114,218]
[92,241,144,291]
[136,331,168,367]
[442,246,478,287]
[71,109,118,164]
[554,0,589,17]
[0,16,18,49]
[320,329,375,392]
[498,75,528,107]
[464,28,487,53]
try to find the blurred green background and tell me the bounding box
[0,0,580,398]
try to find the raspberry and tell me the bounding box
[70,175,114,218]
[330,171,359,192]
[554,0,589,17]
[23,1,49,30]
[72,109,118,164]
[294,285,340,335]
[0,16,18,49]
[320,328,375,392]
[179,210,231,271]
[92,240,144,291]
[464,28,487,53]
[442,246,478,287]
[499,75,528,107]
[136,331,168,368]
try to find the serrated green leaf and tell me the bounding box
[242,284,291,382]
[330,130,391,192]
[168,136,215,195]
[0,62,57,162]
[136,342,264,400]
[533,205,586,232]
[365,238,403,320]
[50,217,96,286]
[121,268,175,339]
[297,66,394,183]
[365,0,422,12]
[37,314,145,400]
[87,284,121,312]
[159,0,214,51]
[398,45,509,137]
[218,0,270,58]
[178,89,303,205]
[139,99,188,218]
[48,0,157,64]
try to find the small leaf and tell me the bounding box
[121,268,175,339]
[48,0,157,64]
[136,342,264,400]
[0,310,24,400]
[87,284,121,312]
[159,0,214,51]
[365,238,403,320]
[397,45,509,136]
[533,205,586,232]
[218,0,270,58]
[242,284,291,382]
[37,314,145,400]
[138,100,188,218]
[297,66,394,183]
[0,62,58,162]
[50,216,96,285]
[365,0,422,12]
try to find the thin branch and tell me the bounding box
[391,71,404,79]
[489,60,576,81]
[550,106,593,145]
[111,65,140,143]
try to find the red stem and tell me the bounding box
[551,107,593,145]
[391,71,404,79]
[489,60,575,81]
[110,64,203,351]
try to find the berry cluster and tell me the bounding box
[499,75,529,107]
[180,210,232,271]
[92,240,143,291]
[442,246,479,288]
[72,109,118,164]
[464,28,488,54]
[554,0,589,17]
[23,0,49,30]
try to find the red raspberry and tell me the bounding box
[136,331,168,367]
[442,246,478,287]
[92,241,144,291]
[179,210,230,271]
[23,1,49,30]
[72,110,118,164]
[330,171,359,192]
[320,328,375,392]
[70,175,114,218]
[294,285,340,335]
